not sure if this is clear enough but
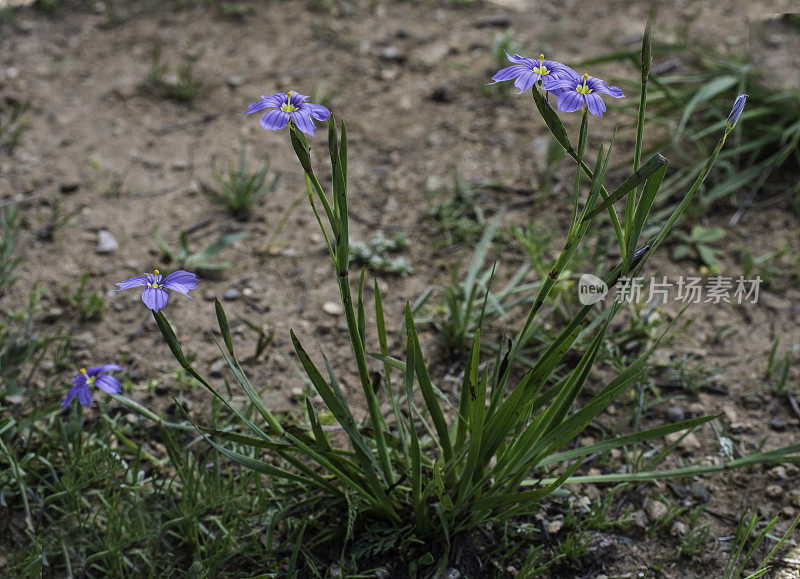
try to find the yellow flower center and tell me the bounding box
[576,73,592,94]
[80,368,96,385]
[148,269,161,289]
[281,91,298,113]
[533,54,549,76]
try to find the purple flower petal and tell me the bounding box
[95,375,121,394]
[87,364,123,376]
[142,287,169,311]
[77,384,93,407]
[505,53,534,66]
[162,281,195,298]
[115,276,149,291]
[585,93,607,117]
[305,103,331,121]
[514,71,539,93]
[291,110,317,136]
[259,109,290,131]
[490,65,529,83]
[288,92,310,105]
[163,270,198,290]
[240,98,270,115]
[590,80,624,98]
[551,64,580,81]
[543,77,575,91]
[557,91,584,113]
[62,384,82,408]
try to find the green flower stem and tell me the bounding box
[573,154,626,253]
[646,128,730,257]
[626,19,652,243]
[530,88,626,255]
[336,265,396,486]
[287,126,395,488]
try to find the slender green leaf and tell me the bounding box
[214,298,235,357]
[583,153,668,221]
[405,304,453,465]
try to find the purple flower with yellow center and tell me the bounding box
[490,53,572,93]
[116,269,198,312]
[241,91,331,137]
[548,72,624,117]
[62,364,122,409]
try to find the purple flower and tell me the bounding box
[116,269,198,312]
[547,72,624,117]
[490,53,573,93]
[727,93,747,128]
[241,91,331,137]
[62,364,122,409]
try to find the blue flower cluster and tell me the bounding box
[490,52,624,117]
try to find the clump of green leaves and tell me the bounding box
[0,205,22,296]
[0,287,51,400]
[422,212,542,354]
[65,272,105,322]
[36,198,85,242]
[205,143,279,219]
[89,157,130,199]
[764,337,796,395]
[427,171,488,245]
[153,227,247,270]
[671,224,725,271]
[0,97,29,151]
[146,45,200,103]
[349,231,412,276]
[677,506,711,560]
[723,511,800,578]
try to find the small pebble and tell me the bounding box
[765,485,784,499]
[60,181,80,194]
[631,509,648,529]
[209,359,226,377]
[227,75,244,87]
[666,431,702,452]
[322,301,343,315]
[689,481,709,503]
[96,229,118,253]
[546,518,564,535]
[769,466,787,480]
[446,569,461,579]
[689,402,705,416]
[74,331,97,348]
[769,417,786,431]
[223,288,240,301]
[742,395,761,409]
[670,520,687,537]
[666,406,684,422]
[782,506,796,518]
[380,45,403,61]
[645,499,668,522]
